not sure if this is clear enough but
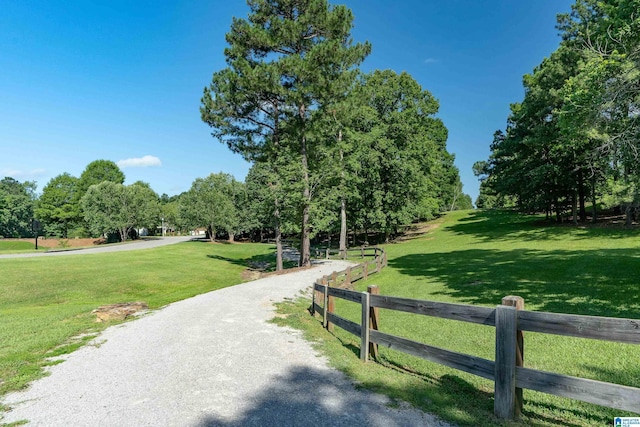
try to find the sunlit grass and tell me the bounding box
[0,241,34,253]
[0,241,274,396]
[274,210,640,426]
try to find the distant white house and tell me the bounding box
[190,227,207,236]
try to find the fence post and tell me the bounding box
[326,248,330,259]
[311,282,316,316]
[494,305,518,420]
[346,267,352,288]
[363,262,368,279]
[360,291,370,361]
[502,295,525,416]
[327,273,336,332]
[361,246,364,259]
[376,253,381,273]
[322,277,330,329]
[383,251,387,267]
[367,285,380,359]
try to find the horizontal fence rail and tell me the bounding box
[371,294,496,326]
[311,268,640,420]
[517,310,640,343]
[369,329,496,381]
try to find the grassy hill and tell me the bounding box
[274,210,640,426]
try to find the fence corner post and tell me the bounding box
[501,295,524,417]
[360,291,370,361]
[494,305,518,420]
[322,277,330,329]
[327,274,335,332]
[322,284,329,328]
[367,285,380,359]
[311,282,316,316]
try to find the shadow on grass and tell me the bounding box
[206,250,298,273]
[348,356,603,427]
[388,248,640,318]
[446,210,640,243]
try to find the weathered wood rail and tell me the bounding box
[322,246,387,281]
[311,277,640,420]
[311,247,387,332]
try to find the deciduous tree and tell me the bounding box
[0,177,37,238]
[179,173,237,242]
[80,181,159,241]
[35,173,80,237]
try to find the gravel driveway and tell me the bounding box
[0,236,195,259]
[1,260,451,426]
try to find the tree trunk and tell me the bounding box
[274,197,283,272]
[591,175,597,223]
[299,104,311,268]
[339,140,347,258]
[450,182,461,211]
[339,197,347,255]
[626,204,632,227]
[228,232,234,243]
[572,191,578,225]
[578,171,586,222]
[208,225,215,242]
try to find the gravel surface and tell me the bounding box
[0,236,195,259]
[2,260,453,426]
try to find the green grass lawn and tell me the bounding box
[0,241,34,253]
[0,241,275,398]
[273,210,640,426]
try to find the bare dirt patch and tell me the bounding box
[92,302,149,322]
[242,264,313,281]
[394,221,442,242]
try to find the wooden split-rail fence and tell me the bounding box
[312,247,640,420]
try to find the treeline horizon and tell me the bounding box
[475,0,640,225]
[199,0,471,269]
[2,0,476,257]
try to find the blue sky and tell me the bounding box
[0,0,573,202]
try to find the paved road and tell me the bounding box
[0,236,195,259]
[1,261,452,426]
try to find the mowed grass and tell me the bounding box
[273,210,640,426]
[0,241,34,253]
[0,241,274,397]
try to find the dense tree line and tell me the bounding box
[476,0,640,224]
[0,160,162,240]
[1,0,469,253]
[201,0,467,268]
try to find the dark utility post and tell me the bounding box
[31,219,41,250]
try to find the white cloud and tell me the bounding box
[0,168,46,179]
[117,155,162,168]
[423,58,439,64]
